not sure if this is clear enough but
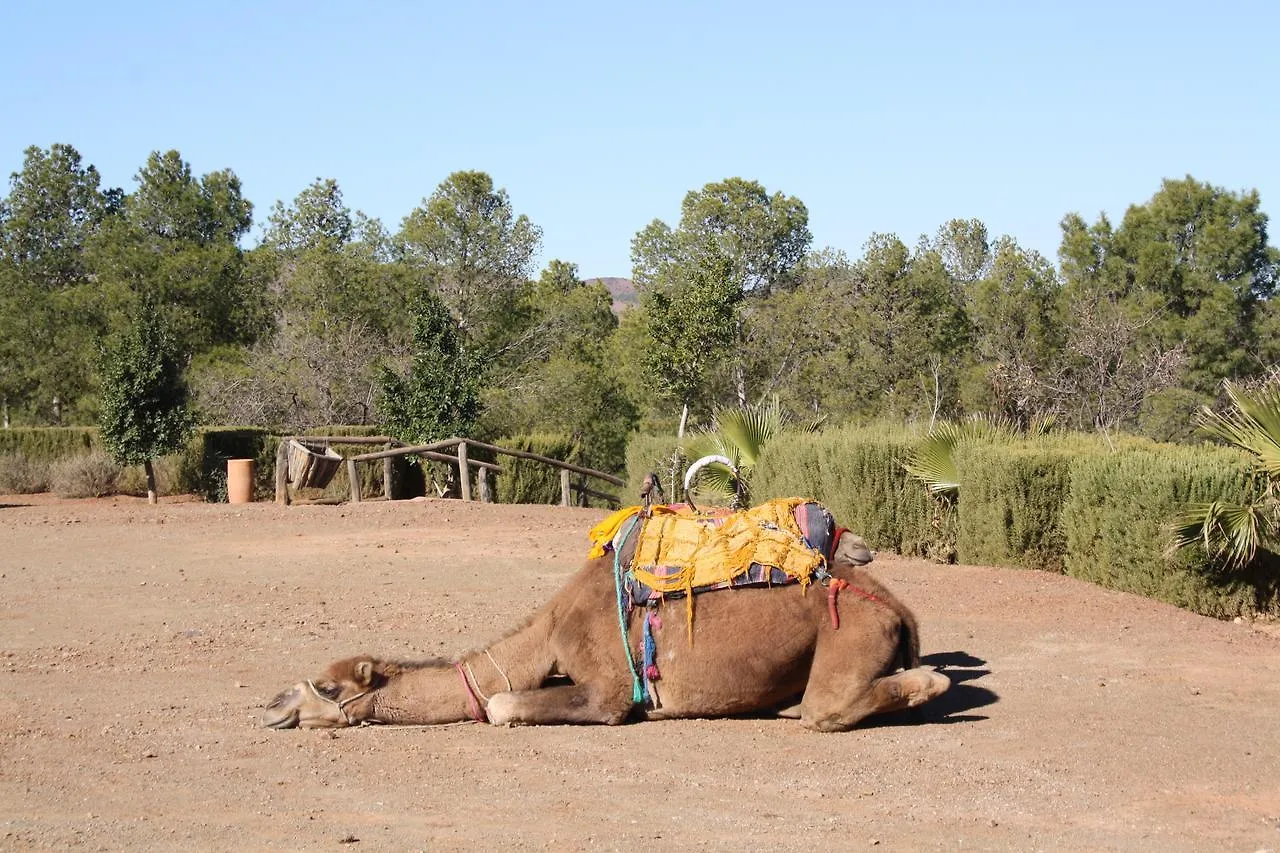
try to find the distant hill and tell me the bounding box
[587,277,636,313]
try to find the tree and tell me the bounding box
[0,144,124,422]
[92,150,266,357]
[638,254,741,434]
[832,234,970,422]
[1059,178,1279,400]
[962,238,1064,424]
[397,171,541,358]
[481,260,638,470]
[631,178,811,407]
[0,143,119,288]
[379,288,479,445]
[263,178,352,255]
[98,303,196,504]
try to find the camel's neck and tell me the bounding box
[365,664,482,725]
[364,614,555,725]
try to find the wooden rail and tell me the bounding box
[273,434,622,507]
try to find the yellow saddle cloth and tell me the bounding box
[588,497,826,598]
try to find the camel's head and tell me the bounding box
[832,530,874,567]
[261,656,384,729]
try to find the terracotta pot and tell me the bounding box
[227,458,255,504]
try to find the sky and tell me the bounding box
[2,1,1277,281]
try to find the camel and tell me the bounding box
[262,515,950,732]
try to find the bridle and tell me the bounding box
[455,649,513,723]
[305,680,372,726]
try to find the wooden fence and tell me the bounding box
[274,435,623,507]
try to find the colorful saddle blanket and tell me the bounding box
[588,497,837,606]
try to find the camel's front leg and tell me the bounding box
[485,684,634,726]
[802,667,950,732]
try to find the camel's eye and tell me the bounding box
[315,682,341,699]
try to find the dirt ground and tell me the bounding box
[1,495,1278,852]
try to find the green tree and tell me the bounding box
[481,260,638,470]
[397,171,541,359]
[962,238,1064,424]
[1059,178,1279,406]
[0,143,119,288]
[92,150,266,357]
[833,234,970,422]
[98,303,196,503]
[0,143,124,422]
[631,178,811,407]
[379,288,480,445]
[1112,176,1277,393]
[638,254,741,433]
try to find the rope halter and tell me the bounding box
[305,680,372,726]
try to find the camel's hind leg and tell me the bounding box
[799,617,949,732]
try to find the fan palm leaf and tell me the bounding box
[1171,499,1273,569]
[1196,382,1280,478]
[904,415,1013,497]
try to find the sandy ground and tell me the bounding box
[1,494,1278,852]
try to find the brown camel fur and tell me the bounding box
[263,540,949,732]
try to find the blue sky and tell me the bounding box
[3,1,1277,280]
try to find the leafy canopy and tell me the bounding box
[98,303,196,466]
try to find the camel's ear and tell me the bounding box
[353,660,375,687]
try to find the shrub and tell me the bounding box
[955,441,1078,572]
[0,427,98,460]
[51,452,121,498]
[0,454,52,494]
[493,434,585,505]
[753,425,955,561]
[1061,444,1277,617]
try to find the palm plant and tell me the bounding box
[684,397,820,508]
[1171,382,1280,568]
[904,414,1059,498]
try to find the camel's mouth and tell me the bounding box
[261,685,303,729]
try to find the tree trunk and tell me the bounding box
[144,459,158,505]
[678,404,689,439]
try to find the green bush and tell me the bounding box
[1061,444,1278,617]
[492,434,585,505]
[955,441,1078,572]
[624,434,688,505]
[753,426,955,561]
[0,427,98,460]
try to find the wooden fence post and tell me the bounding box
[274,438,290,505]
[560,469,571,506]
[478,469,491,503]
[457,441,472,502]
[347,459,361,503]
[383,444,394,501]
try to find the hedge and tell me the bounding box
[954,441,1078,572]
[491,433,585,505]
[0,427,99,459]
[1061,444,1279,617]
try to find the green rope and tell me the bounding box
[612,514,646,705]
